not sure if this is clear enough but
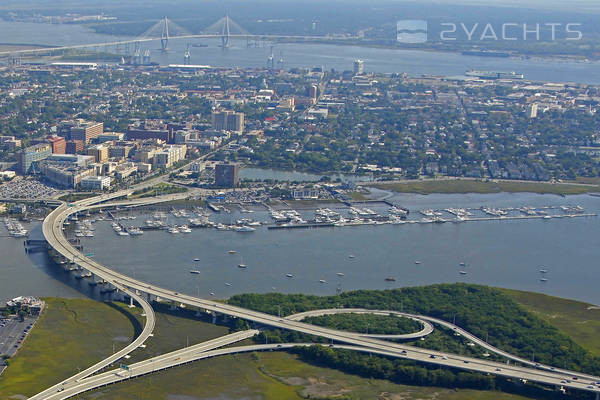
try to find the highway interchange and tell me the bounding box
[26,188,600,399]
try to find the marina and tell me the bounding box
[58,202,596,241]
[3,192,600,305]
[3,218,29,238]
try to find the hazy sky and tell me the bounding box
[6,0,600,15]
[421,0,600,12]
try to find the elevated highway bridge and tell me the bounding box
[30,188,600,399]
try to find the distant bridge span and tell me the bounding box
[0,14,359,58]
[0,34,357,57]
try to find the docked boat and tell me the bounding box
[234,226,256,232]
[168,227,180,234]
[128,227,144,236]
[179,225,192,233]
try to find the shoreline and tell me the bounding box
[363,178,600,196]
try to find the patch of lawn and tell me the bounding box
[370,179,600,195]
[78,353,303,400]
[121,302,231,364]
[78,351,537,400]
[0,298,135,398]
[503,289,600,357]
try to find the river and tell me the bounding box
[2,192,598,305]
[2,20,600,84]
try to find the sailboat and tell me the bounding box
[385,266,396,282]
[238,256,247,268]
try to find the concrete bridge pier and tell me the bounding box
[128,296,135,308]
[595,392,599,400]
[211,311,217,324]
[195,308,203,317]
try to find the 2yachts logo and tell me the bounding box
[397,20,583,43]
[440,23,583,41]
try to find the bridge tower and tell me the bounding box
[221,14,231,48]
[160,16,169,52]
[267,45,274,70]
[184,44,191,65]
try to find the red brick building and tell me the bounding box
[47,136,66,154]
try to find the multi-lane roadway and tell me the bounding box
[31,190,600,399]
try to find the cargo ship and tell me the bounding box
[465,70,524,80]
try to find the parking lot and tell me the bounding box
[0,315,38,374]
[0,177,61,200]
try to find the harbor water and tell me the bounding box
[2,21,600,84]
[2,192,597,305]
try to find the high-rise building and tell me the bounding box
[214,163,239,187]
[70,121,103,144]
[66,140,84,154]
[211,111,244,133]
[153,145,187,169]
[18,143,52,174]
[353,59,364,75]
[87,144,109,163]
[47,136,66,154]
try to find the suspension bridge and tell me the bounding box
[0,15,358,59]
